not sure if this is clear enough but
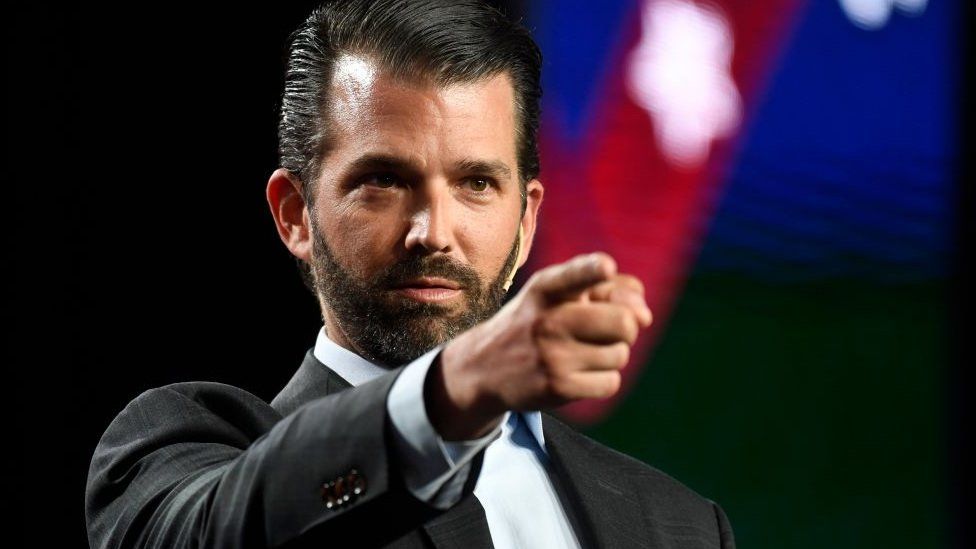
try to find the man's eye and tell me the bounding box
[365,173,398,188]
[466,178,491,192]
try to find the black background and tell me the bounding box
[8,2,528,546]
[10,3,326,546]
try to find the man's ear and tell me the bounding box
[516,178,544,269]
[266,168,312,262]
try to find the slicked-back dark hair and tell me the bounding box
[277,0,543,210]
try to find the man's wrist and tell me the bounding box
[386,344,489,509]
[423,342,504,441]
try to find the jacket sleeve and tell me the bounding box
[385,344,503,509]
[85,368,475,548]
[712,500,736,549]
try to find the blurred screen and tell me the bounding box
[521,1,960,547]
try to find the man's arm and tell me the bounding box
[86,252,652,548]
[86,369,468,549]
[713,501,736,549]
[385,344,507,509]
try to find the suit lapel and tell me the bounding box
[422,490,494,549]
[542,414,656,549]
[271,348,352,416]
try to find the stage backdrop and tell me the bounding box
[519,0,960,547]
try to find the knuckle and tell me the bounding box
[548,376,569,397]
[538,340,571,373]
[544,370,573,397]
[590,281,613,301]
[525,373,550,401]
[612,307,638,343]
[620,274,644,294]
[624,314,639,342]
[532,313,563,339]
[585,372,619,399]
[591,251,613,266]
[602,372,622,396]
[613,342,630,368]
[537,339,557,367]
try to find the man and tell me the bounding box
[86,1,735,547]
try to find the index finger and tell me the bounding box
[587,275,652,327]
[527,252,618,303]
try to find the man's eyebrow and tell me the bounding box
[345,154,514,182]
[345,154,422,175]
[454,158,513,181]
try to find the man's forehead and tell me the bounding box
[330,54,380,115]
[327,54,516,127]
[322,54,519,174]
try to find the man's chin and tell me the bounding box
[365,317,457,365]
[351,298,498,365]
[399,315,458,341]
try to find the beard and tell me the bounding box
[309,221,519,367]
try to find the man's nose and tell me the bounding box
[404,189,453,253]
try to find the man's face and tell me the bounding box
[305,55,539,366]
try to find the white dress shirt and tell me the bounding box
[313,327,582,549]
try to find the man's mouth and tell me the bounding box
[391,277,463,302]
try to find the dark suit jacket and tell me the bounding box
[86,348,735,548]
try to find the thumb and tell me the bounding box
[527,252,617,303]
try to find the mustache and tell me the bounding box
[375,254,482,290]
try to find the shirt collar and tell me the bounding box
[311,325,546,449]
[313,326,390,387]
[520,410,546,450]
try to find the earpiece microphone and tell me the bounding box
[502,225,524,292]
